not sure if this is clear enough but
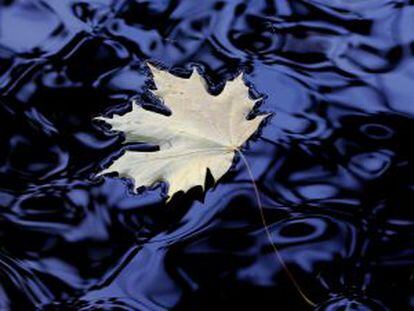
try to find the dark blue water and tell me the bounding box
[1,0,414,310]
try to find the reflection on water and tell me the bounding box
[1,0,413,310]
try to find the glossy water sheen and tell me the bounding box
[0,1,414,310]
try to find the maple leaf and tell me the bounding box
[96,63,267,199]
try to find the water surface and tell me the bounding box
[1,0,414,310]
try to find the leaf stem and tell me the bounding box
[235,148,316,307]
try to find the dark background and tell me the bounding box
[1,0,414,310]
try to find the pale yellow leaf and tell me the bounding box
[96,63,267,200]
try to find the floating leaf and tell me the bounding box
[96,64,267,199]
